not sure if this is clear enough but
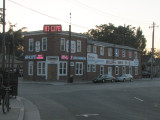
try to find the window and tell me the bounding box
[59,62,67,75]
[92,64,96,72]
[75,62,83,75]
[129,66,132,75]
[87,45,91,52]
[100,47,104,56]
[134,51,138,59]
[122,66,126,75]
[42,37,47,51]
[115,66,119,75]
[29,38,34,51]
[77,40,81,52]
[135,67,138,75]
[122,49,126,57]
[129,51,132,58]
[115,49,119,57]
[108,48,112,56]
[87,64,91,72]
[100,65,104,75]
[60,38,65,51]
[93,46,97,53]
[37,61,45,76]
[28,61,33,75]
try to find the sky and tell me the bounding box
[0,0,160,51]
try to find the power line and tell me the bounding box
[8,0,90,30]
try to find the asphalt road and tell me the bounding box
[19,79,160,120]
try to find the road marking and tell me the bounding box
[134,97,144,102]
[76,114,100,117]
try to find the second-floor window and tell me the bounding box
[129,51,132,58]
[42,37,47,51]
[115,49,119,57]
[122,49,126,57]
[134,51,138,59]
[108,48,112,56]
[77,40,81,52]
[100,47,104,56]
[93,46,97,53]
[29,38,34,51]
[60,38,65,51]
[87,45,91,52]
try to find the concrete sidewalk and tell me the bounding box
[0,96,41,120]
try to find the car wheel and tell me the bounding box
[123,79,125,82]
[102,79,105,83]
[130,79,133,82]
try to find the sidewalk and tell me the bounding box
[0,96,40,120]
[0,97,24,120]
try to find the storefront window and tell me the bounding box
[92,64,96,72]
[122,66,126,75]
[135,67,138,75]
[28,61,33,75]
[59,62,67,75]
[100,65,104,75]
[115,66,119,75]
[37,61,45,76]
[87,64,91,72]
[75,62,83,75]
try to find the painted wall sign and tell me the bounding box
[61,55,86,60]
[25,54,44,60]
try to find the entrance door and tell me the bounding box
[47,64,57,80]
[108,67,112,75]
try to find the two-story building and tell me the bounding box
[23,30,141,82]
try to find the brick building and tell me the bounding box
[24,30,141,82]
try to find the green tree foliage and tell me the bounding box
[87,23,147,52]
[0,23,26,60]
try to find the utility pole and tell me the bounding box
[2,0,6,73]
[149,22,158,80]
[67,13,71,83]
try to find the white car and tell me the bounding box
[116,74,133,82]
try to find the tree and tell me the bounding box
[87,23,147,52]
[0,23,26,60]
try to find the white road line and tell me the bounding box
[76,114,100,117]
[134,97,144,102]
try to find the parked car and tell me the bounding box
[92,74,115,83]
[142,71,151,78]
[116,74,133,82]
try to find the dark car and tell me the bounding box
[92,74,115,83]
[142,71,151,78]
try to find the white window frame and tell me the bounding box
[87,45,91,52]
[37,61,45,76]
[129,51,132,58]
[93,45,97,54]
[115,49,119,57]
[28,61,33,75]
[77,40,81,52]
[122,49,126,58]
[100,65,104,75]
[87,64,91,72]
[108,48,112,56]
[60,38,65,51]
[92,64,96,72]
[100,47,104,56]
[115,66,119,75]
[59,62,67,76]
[42,37,47,51]
[75,62,83,75]
[29,38,34,52]
[135,67,138,75]
[134,51,138,59]
[122,66,126,75]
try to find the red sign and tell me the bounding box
[43,25,62,32]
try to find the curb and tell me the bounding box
[16,97,25,120]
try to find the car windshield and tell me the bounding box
[97,75,102,78]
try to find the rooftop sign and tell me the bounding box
[43,25,62,32]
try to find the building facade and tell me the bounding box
[24,30,141,82]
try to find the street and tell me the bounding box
[18,79,160,120]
